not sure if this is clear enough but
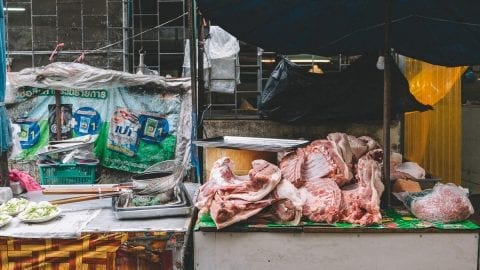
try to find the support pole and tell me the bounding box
[382,0,392,208]
[55,90,62,141]
[188,0,200,183]
[197,11,205,183]
[0,151,8,187]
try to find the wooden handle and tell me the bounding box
[42,185,132,195]
[48,192,120,205]
[43,187,120,195]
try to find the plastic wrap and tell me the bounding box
[7,62,191,94]
[182,26,240,94]
[6,63,192,173]
[394,183,474,223]
[205,26,240,59]
[205,26,240,94]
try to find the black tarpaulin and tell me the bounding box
[259,55,432,123]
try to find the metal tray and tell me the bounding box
[112,182,193,220]
[193,136,309,152]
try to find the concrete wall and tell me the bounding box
[5,0,124,71]
[195,232,479,270]
[462,105,480,194]
[202,119,401,177]
[203,119,401,149]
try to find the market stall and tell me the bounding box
[187,1,480,269]
[0,183,199,269]
[192,135,479,270]
[0,46,197,270]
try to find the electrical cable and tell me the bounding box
[85,12,188,55]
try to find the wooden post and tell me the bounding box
[382,0,392,208]
[55,90,62,141]
[0,151,8,186]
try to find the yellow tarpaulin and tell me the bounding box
[403,58,466,185]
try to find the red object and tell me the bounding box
[74,51,86,63]
[49,43,65,62]
[8,169,42,191]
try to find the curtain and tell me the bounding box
[403,58,466,185]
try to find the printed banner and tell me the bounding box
[9,86,183,173]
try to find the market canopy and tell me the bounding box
[197,0,480,67]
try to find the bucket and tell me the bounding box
[204,148,277,180]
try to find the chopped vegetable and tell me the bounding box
[19,201,60,220]
[0,214,11,224]
[0,198,30,215]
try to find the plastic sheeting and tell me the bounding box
[198,0,480,67]
[7,62,191,93]
[183,26,240,94]
[259,55,432,123]
[6,62,192,171]
[0,0,11,152]
[403,58,466,185]
[205,26,240,94]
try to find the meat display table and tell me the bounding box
[0,183,199,270]
[194,213,480,270]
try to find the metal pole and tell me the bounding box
[55,90,62,141]
[122,0,130,72]
[382,0,392,208]
[188,0,197,120]
[188,0,200,183]
[197,11,205,183]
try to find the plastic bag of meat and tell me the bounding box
[393,183,474,223]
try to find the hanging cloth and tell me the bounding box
[0,0,12,152]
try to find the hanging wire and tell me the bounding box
[85,12,188,55]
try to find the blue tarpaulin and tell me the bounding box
[0,1,11,152]
[198,0,480,67]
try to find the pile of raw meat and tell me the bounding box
[196,133,387,229]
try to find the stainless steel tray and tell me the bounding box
[193,136,309,152]
[112,182,193,220]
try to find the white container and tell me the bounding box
[9,181,24,195]
[0,187,13,204]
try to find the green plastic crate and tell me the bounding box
[37,161,98,185]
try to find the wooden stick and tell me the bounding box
[43,187,121,194]
[42,184,133,195]
[48,192,121,205]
